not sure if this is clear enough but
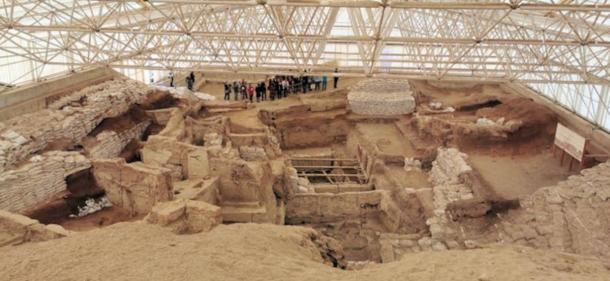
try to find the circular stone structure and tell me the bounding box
[348,79,416,115]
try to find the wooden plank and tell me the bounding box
[289,158,358,161]
[321,170,335,184]
[293,165,360,169]
[299,173,366,177]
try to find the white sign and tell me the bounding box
[554,123,586,162]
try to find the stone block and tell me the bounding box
[174,177,220,205]
[147,199,221,234]
[147,200,186,226]
[92,158,173,216]
[184,148,210,179]
[185,200,222,233]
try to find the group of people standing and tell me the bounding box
[223,71,340,102]
[223,80,268,102]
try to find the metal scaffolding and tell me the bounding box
[0,0,609,129]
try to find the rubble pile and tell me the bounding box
[0,151,90,212]
[141,135,211,180]
[378,148,475,262]
[0,78,151,172]
[427,148,474,245]
[348,79,415,115]
[239,146,268,161]
[69,196,113,218]
[492,162,610,260]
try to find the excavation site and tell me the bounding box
[0,70,609,281]
[1,1,610,280]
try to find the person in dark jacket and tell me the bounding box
[269,80,276,101]
[255,83,262,102]
[186,76,193,90]
[224,83,231,100]
[232,81,239,100]
[333,68,339,89]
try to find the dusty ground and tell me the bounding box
[468,150,576,199]
[0,222,608,281]
[356,123,416,157]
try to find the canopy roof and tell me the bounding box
[0,0,609,129]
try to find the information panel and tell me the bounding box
[554,123,586,162]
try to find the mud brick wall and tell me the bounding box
[494,161,610,260]
[286,190,400,230]
[87,120,150,159]
[348,79,415,116]
[0,79,151,173]
[0,151,90,212]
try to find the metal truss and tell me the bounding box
[0,0,607,84]
[0,0,609,130]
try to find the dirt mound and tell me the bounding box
[411,97,558,155]
[0,222,608,281]
[477,97,557,140]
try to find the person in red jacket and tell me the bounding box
[247,84,254,102]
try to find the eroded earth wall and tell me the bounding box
[0,151,90,212]
[493,161,610,260]
[0,78,151,173]
[91,158,174,216]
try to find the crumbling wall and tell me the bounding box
[146,107,177,126]
[185,115,229,145]
[174,177,220,205]
[411,97,556,151]
[141,135,210,180]
[0,210,69,247]
[0,78,151,172]
[146,199,222,234]
[209,158,279,223]
[376,148,482,261]
[231,128,282,161]
[279,113,349,149]
[91,158,174,216]
[492,162,610,260]
[259,105,349,149]
[285,190,400,230]
[0,151,90,212]
[86,120,150,159]
[426,148,476,245]
[157,108,188,140]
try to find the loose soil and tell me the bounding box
[0,222,608,281]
